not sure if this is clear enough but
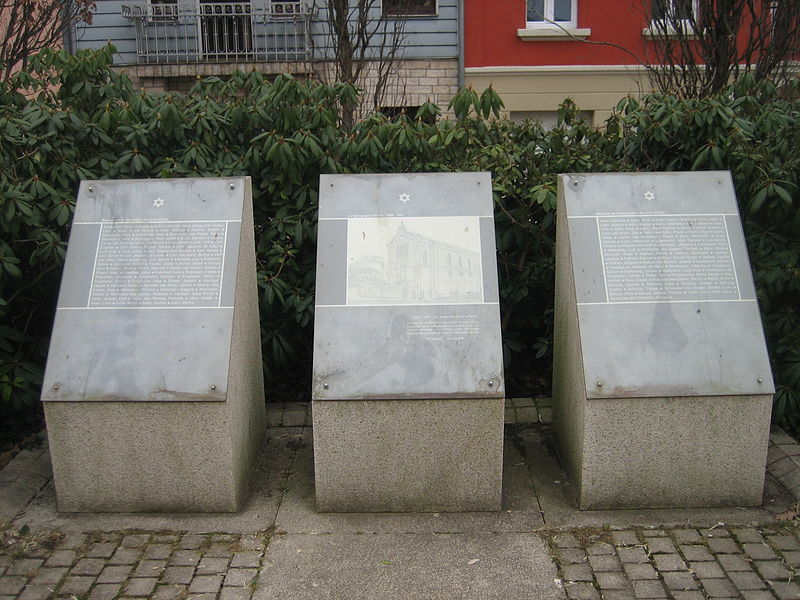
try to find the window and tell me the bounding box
[652,0,696,21]
[382,0,436,17]
[527,0,575,27]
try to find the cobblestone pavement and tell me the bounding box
[550,525,800,600]
[0,530,267,600]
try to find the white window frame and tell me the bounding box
[526,0,577,29]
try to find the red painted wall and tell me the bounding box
[465,0,653,67]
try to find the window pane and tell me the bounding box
[527,0,545,21]
[652,0,669,19]
[384,0,436,16]
[554,0,571,21]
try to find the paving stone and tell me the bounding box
[152,584,186,600]
[565,582,600,600]
[700,528,730,538]
[559,548,589,564]
[196,557,230,574]
[44,550,76,568]
[70,558,105,576]
[673,530,702,544]
[707,538,740,554]
[153,535,180,544]
[679,545,714,562]
[769,535,800,551]
[96,533,123,544]
[554,534,581,548]
[754,560,792,580]
[0,568,5,577]
[732,529,766,544]
[653,554,686,571]
[595,572,628,590]
[689,561,725,579]
[728,570,768,590]
[662,571,698,591]
[97,564,133,584]
[631,579,667,598]
[57,533,87,549]
[170,550,202,566]
[783,551,800,568]
[744,543,779,561]
[0,578,27,595]
[588,554,622,572]
[769,457,796,477]
[8,559,44,575]
[121,535,151,548]
[185,594,216,600]
[124,577,158,597]
[612,531,640,546]
[768,444,789,465]
[700,578,739,598]
[211,534,238,543]
[188,574,223,594]
[86,542,117,558]
[562,564,593,582]
[204,543,235,558]
[717,553,753,572]
[163,566,194,585]
[623,563,659,580]
[599,592,636,600]
[133,559,167,577]
[144,544,173,560]
[219,589,253,600]
[59,575,95,595]
[17,585,52,600]
[110,547,142,565]
[89,583,123,600]
[769,581,800,600]
[645,538,677,554]
[617,547,649,564]
[586,543,615,556]
[223,568,257,588]
[741,591,779,600]
[0,556,10,567]
[671,592,705,600]
[641,529,666,537]
[230,552,262,568]
[179,535,206,550]
[236,536,266,552]
[29,566,68,585]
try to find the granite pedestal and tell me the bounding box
[42,177,265,512]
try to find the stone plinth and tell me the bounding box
[42,177,265,512]
[552,172,773,509]
[312,399,504,512]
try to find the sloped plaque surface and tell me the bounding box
[561,171,774,398]
[313,172,504,400]
[42,178,246,402]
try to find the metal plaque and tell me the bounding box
[560,171,774,398]
[42,178,248,402]
[312,172,504,400]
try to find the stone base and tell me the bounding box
[553,394,772,510]
[45,399,265,512]
[312,399,504,512]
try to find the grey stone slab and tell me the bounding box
[276,427,543,533]
[42,177,265,513]
[314,172,504,401]
[728,571,767,590]
[743,543,778,560]
[312,398,503,512]
[700,577,739,597]
[255,533,563,600]
[679,545,714,562]
[662,571,698,591]
[716,553,753,572]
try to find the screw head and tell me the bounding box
[229,184,235,190]
[757,377,763,383]
[52,384,59,391]
[210,384,216,391]
[322,382,329,390]
[87,185,94,192]
[596,381,603,388]
[487,380,495,388]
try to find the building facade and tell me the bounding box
[73,0,461,113]
[464,0,660,126]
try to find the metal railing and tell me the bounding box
[121,1,312,63]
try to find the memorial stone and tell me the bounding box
[552,171,774,509]
[312,172,504,512]
[41,177,265,512]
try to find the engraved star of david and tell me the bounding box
[153,197,165,207]
[398,193,411,203]
[644,191,656,201]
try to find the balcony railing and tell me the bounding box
[121,1,312,63]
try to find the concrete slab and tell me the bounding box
[255,532,564,600]
[275,428,543,534]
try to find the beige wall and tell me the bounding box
[465,66,654,125]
